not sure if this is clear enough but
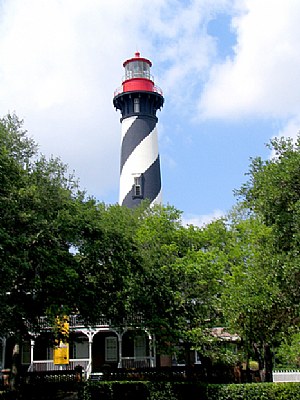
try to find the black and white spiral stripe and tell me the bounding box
[119,115,162,207]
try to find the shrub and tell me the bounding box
[205,383,300,400]
[81,381,300,400]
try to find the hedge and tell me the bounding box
[206,383,300,400]
[81,381,300,400]
[2,381,300,400]
[0,392,18,400]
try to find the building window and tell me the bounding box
[134,98,140,113]
[134,335,146,358]
[172,346,186,366]
[21,341,31,365]
[133,175,143,198]
[105,336,118,362]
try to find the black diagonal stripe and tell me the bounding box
[120,115,157,173]
[121,156,161,208]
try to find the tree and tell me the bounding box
[130,204,191,349]
[132,206,229,357]
[237,136,300,253]
[221,214,282,381]
[0,114,84,337]
[237,136,300,319]
[73,201,141,326]
[275,328,300,368]
[224,135,300,380]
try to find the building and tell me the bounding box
[6,316,156,378]
[113,51,164,208]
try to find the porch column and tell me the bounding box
[89,337,92,373]
[30,339,35,367]
[86,330,95,379]
[148,332,156,367]
[117,332,122,368]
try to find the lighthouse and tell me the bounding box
[113,52,164,208]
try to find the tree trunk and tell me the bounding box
[10,343,20,391]
[264,343,273,382]
[245,350,251,382]
[253,342,264,382]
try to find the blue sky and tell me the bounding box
[0,0,298,225]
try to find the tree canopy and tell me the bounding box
[0,115,85,336]
[2,115,300,378]
[0,115,227,354]
[222,136,300,379]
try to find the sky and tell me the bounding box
[0,0,299,225]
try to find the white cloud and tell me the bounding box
[0,0,233,203]
[151,0,233,111]
[183,209,224,227]
[199,0,300,120]
[0,0,148,200]
[276,118,300,142]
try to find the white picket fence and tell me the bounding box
[273,370,300,382]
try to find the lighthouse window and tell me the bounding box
[133,61,143,77]
[134,98,140,113]
[134,175,143,198]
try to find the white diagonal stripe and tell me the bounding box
[152,189,162,206]
[121,115,137,141]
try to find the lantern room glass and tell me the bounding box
[125,61,151,80]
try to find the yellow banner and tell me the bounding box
[53,341,69,365]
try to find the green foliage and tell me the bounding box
[276,331,300,368]
[132,209,230,352]
[188,327,240,366]
[0,116,91,336]
[7,113,300,377]
[0,112,239,361]
[81,381,300,400]
[0,114,86,336]
[235,136,300,315]
[1,115,224,347]
[227,135,300,378]
[0,114,146,336]
[237,136,300,252]
[221,216,282,343]
[206,383,300,400]
[73,202,140,326]
[147,382,176,400]
[81,381,201,400]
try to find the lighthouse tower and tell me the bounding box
[113,52,164,208]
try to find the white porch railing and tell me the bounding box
[28,359,89,377]
[28,357,155,378]
[273,370,300,382]
[121,357,155,368]
[37,316,111,330]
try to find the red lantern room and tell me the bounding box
[114,52,162,96]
